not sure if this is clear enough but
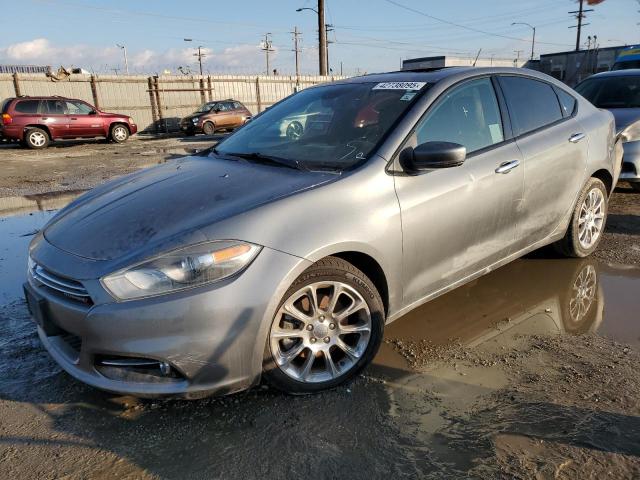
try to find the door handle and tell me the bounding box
[41,117,49,120]
[495,160,520,174]
[569,133,585,143]
[70,117,78,121]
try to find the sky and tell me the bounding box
[1,0,639,76]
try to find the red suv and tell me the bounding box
[0,96,137,149]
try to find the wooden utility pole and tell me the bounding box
[318,0,327,75]
[569,0,593,51]
[262,33,274,75]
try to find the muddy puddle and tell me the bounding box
[1,205,639,478]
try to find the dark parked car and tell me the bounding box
[0,96,137,149]
[575,69,640,191]
[180,99,251,135]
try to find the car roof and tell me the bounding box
[584,69,640,79]
[10,96,74,101]
[331,66,554,86]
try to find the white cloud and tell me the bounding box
[0,38,279,74]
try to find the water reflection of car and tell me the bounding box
[180,99,251,136]
[575,70,640,191]
[383,258,603,348]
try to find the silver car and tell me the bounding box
[575,69,640,191]
[24,67,621,397]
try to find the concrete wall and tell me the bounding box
[0,73,344,133]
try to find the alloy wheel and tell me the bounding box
[269,281,372,383]
[113,126,128,142]
[285,121,303,141]
[577,188,605,250]
[568,264,597,324]
[29,131,47,147]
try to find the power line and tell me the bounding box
[381,0,574,47]
[569,0,594,51]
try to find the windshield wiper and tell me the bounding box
[223,151,305,171]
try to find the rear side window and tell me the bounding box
[556,89,577,117]
[14,100,40,114]
[414,77,504,154]
[43,99,66,114]
[499,76,563,136]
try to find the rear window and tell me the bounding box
[575,75,640,108]
[14,100,40,114]
[499,76,563,136]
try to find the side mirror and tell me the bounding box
[400,141,466,172]
[89,110,97,115]
[213,108,221,113]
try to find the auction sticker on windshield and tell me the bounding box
[372,82,427,90]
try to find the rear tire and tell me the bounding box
[110,124,129,143]
[555,178,608,258]
[202,121,216,135]
[24,128,49,149]
[263,256,385,395]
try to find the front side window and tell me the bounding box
[65,101,94,115]
[413,77,504,154]
[575,75,640,108]
[216,82,429,171]
[499,76,563,136]
[14,100,40,114]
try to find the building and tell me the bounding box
[402,55,527,70]
[538,45,628,87]
[0,64,50,74]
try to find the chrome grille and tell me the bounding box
[31,263,92,303]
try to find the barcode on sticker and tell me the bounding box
[373,82,427,90]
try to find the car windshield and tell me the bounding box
[215,82,429,171]
[196,102,217,113]
[575,75,640,108]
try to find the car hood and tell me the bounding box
[607,108,640,133]
[182,112,204,122]
[43,155,337,261]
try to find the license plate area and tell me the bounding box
[23,283,61,336]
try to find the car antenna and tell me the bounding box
[473,49,482,67]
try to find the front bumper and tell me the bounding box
[25,240,309,398]
[619,140,640,183]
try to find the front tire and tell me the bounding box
[630,182,640,192]
[263,257,385,394]
[555,178,608,257]
[110,124,129,143]
[24,128,49,149]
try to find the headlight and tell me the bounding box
[101,241,261,301]
[192,117,199,124]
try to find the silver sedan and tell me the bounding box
[24,67,621,397]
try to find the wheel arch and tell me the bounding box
[591,168,613,195]
[109,121,130,134]
[328,251,390,317]
[24,124,51,138]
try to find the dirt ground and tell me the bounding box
[0,137,639,479]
